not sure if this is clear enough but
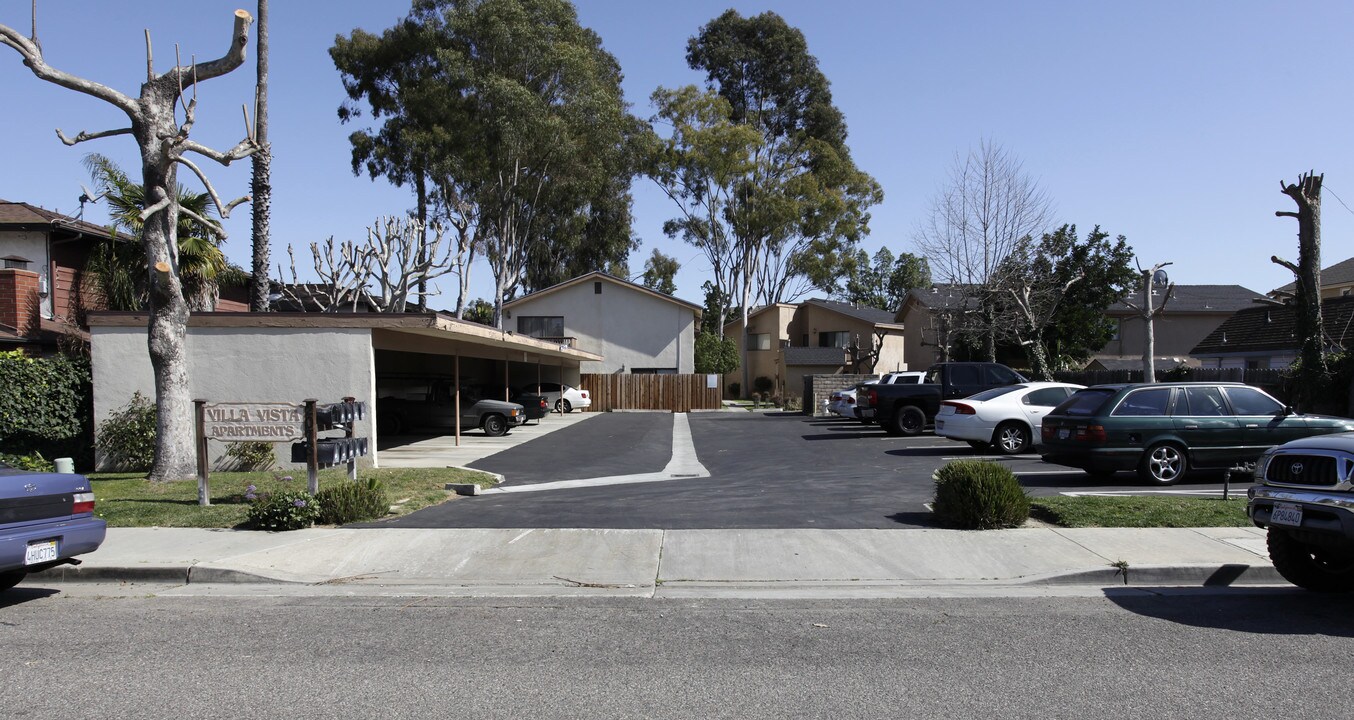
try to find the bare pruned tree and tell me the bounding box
[913,140,1053,360]
[1273,171,1327,388]
[993,234,1083,381]
[1,9,258,481]
[1121,261,1175,383]
[276,216,458,314]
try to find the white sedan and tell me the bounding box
[934,382,1084,455]
[518,382,592,412]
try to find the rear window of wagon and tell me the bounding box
[1052,388,1117,417]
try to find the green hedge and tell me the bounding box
[0,350,90,459]
[932,460,1031,529]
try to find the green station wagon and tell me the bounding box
[1039,382,1354,485]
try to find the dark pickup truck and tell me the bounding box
[856,362,1028,436]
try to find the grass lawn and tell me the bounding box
[1031,495,1252,528]
[89,467,497,528]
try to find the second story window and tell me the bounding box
[750,333,771,350]
[818,331,850,348]
[517,316,563,339]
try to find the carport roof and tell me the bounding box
[85,311,604,362]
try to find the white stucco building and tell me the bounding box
[503,272,701,374]
[88,311,600,470]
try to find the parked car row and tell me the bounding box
[825,368,1354,490]
[376,378,591,437]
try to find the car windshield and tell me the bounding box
[967,386,1023,402]
[1052,388,1116,416]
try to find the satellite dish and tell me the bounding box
[1152,269,1169,288]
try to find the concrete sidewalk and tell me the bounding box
[30,525,1284,598]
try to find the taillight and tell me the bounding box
[580,391,588,399]
[943,401,974,415]
[72,492,95,514]
[846,396,855,405]
[539,399,547,409]
[1076,424,1106,443]
[866,389,878,406]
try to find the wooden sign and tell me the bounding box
[202,402,305,441]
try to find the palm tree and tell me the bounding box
[83,153,243,311]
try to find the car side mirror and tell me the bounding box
[1281,405,1295,417]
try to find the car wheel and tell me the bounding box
[1139,442,1187,485]
[0,571,24,592]
[993,422,1032,455]
[561,399,573,413]
[966,440,991,451]
[1268,528,1354,592]
[897,405,925,436]
[483,414,508,437]
[377,411,402,436]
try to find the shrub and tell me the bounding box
[0,350,90,460]
[96,391,157,471]
[246,489,322,531]
[728,382,741,398]
[753,376,774,395]
[0,451,53,472]
[932,460,1030,529]
[317,477,389,525]
[224,441,275,471]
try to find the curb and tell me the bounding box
[29,564,290,585]
[1025,563,1285,587]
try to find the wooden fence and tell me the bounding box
[580,374,722,412]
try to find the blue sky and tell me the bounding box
[2,1,1351,308]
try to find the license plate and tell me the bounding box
[1058,427,1070,440]
[1271,502,1303,528]
[24,540,58,565]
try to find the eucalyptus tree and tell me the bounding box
[645,85,760,337]
[640,248,680,295]
[686,9,881,393]
[333,0,639,326]
[0,9,258,481]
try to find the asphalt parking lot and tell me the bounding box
[372,412,1257,530]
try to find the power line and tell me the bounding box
[1324,183,1354,217]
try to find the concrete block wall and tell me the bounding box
[802,374,878,417]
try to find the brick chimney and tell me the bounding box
[0,267,41,337]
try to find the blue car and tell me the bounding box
[1,463,106,591]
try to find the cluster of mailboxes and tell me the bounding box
[291,437,370,465]
[291,400,368,467]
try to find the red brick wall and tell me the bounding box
[0,268,41,336]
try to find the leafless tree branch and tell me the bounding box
[55,127,133,146]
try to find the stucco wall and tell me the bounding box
[92,326,377,470]
[508,280,696,374]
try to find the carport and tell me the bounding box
[88,311,603,469]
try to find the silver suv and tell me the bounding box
[1248,432,1354,592]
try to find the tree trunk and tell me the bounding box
[1140,271,1156,384]
[249,0,271,312]
[139,118,196,481]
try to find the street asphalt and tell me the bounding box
[21,408,1289,597]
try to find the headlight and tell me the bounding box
[1255,449,1276,480]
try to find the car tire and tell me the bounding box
[1267,528,1354,592]
[1139,442,1187,485]
[0,571,24,592]
[483,414,508,437]
[897,405,926,436]
[555,399,573,413]
[993,422,1032,455]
